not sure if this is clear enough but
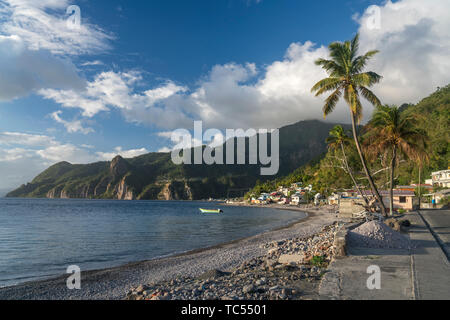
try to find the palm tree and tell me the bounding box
[311,33,387,216]
[326,125,369,205]
[367,105,428,215]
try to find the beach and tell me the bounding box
[0,205,337,300]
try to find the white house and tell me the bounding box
[431,169,450,188]
[291,193,303,205]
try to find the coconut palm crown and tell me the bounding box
[366,105,428,215]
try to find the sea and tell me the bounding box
[0,198,306,288]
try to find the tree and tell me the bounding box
[311,33,387,216]
[366,105,428,215]
[326,125,368,204]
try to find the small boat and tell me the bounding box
[199,208,223,214]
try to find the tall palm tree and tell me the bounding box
[311,33,387,216]
[326,125,368,205]
[367,105,428,215]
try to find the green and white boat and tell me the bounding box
[199,208,223,214]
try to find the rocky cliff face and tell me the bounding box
[45,156,135,200]
[7,120,352,200]
[157,181,193,200]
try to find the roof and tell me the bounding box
[362,190,415,196]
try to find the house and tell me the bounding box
[431,169,450,188]
[281,188,290,197]
[396,184,433,192]
[362,190,417,211]
[291,193,303,205]
[328,193,340,205]
[291,182,302,190]
[341,189,359,197]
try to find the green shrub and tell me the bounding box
[310,255,326,267]
[440,196,450,206]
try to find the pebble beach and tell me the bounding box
[0,206,337,300]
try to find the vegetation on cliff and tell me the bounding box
[7,120,351,200]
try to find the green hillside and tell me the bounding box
[7,120,351,200]
[248,85,450,196]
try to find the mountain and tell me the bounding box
[7,120,352,200]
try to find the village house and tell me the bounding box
[396,184,433,192]
[363,190,417,211]
[328,193,340,205]
[430,169,450,188]
[291,193,303,205]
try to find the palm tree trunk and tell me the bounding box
[389,146,397,216]
[418,165,422,210]
[340,143,369,205]
[350,111,387,216]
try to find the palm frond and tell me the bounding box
[352,50,379,73]
[323,88,342,118]
[359,86,382,107]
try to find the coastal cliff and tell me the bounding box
[7,120,353,200]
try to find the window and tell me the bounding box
[399,196,407,203]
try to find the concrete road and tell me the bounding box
[319,211,450,300]
[419,210,450,258]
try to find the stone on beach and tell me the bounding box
[125,221,342,301]
[278,253,306,265]
[347,220,411,249]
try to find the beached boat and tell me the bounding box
[199,208,223,214]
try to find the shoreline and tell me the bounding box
[0,205,337,300]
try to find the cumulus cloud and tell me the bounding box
[96,146,149,160]
[0,131,150,189]
[357,0,450,106]
[50,111,94,134]
[43,0,450,130]
[0,35,85,101]
[0,0,111,101]
[0,0,112,56]
[39,71,190,124]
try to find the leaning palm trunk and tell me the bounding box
[350,112,387,216]
[340,143,369,205]
[389,146,397,216]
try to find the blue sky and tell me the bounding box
[0,0,449,191]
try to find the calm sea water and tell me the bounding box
[0,198,305,288]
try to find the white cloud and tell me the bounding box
[96,146,149,160]
[157,147,171,153]
[0,131,56,146]
[50,110,94,134]
[357,0,450,107]
[0,0,112,102]
[39,71,190,123]
[0,35,85,101]
[80,60,104,67]
[0,0,112,56]
[0,131,150,189]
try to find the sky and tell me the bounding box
[0,0,449,192]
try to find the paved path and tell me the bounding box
[411,210,450,299]
[319,211,450,300]
[418,210,450,259]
